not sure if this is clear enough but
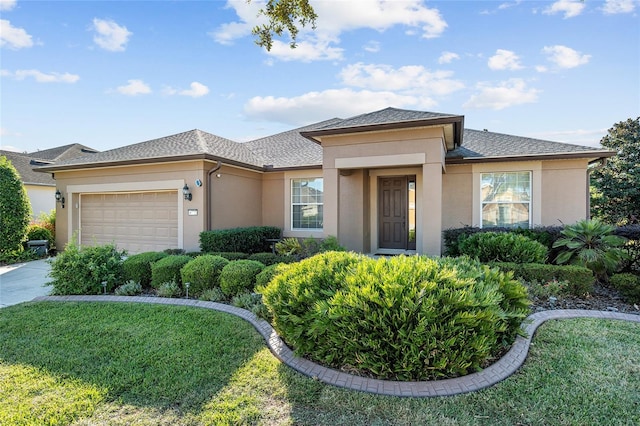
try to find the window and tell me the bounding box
[481,171,531,228]
[291,178,323,230]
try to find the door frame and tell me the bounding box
[374,173,418,252]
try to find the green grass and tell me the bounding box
[1,302,639,425]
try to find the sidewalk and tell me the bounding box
[0,258,52,308]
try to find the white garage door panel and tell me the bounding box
[81,192,179,253]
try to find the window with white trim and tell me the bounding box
[291,178,323,230]
[481,171,531,228]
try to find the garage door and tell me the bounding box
[81,192,179,254]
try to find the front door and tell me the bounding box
[379,177,408,249]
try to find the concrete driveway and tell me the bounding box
[0,258,52,308]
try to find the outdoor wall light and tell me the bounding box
[182,184,192,201]
[55,189,65,208]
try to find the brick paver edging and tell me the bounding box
[32,295,640,397]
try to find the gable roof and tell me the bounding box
[34,108,614,173]
[1,150,55,186]
[28,143,98,162]
[448,129,615,163]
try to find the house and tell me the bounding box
[35,108,615,255]
[1,144,98,218]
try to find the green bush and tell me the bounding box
[255,263,285,289]
[493,262,595,296]
[163,248,186,255]
[458,232,548,264]
[156,280,181,298]
[115,280,143,296]
[180,255,230,297]
[248,252,294,266]
[205,252,248,261]
[123,251,168,288]
[199,226,281,254]
[220,260,265,296]
[259,252,529,381]
[319,235,346,252]
[0,156,31,253]
[25,224,53,243]
[150,255,192,289]
[48,239,126,295]
[199,287,226,302]
[524,279,570,300]
[275,237,302,257]
[610,273,640,304]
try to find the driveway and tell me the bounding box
[0,258,52,308]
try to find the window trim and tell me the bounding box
[290,177,324,231]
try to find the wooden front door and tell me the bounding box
[379,177,408,249]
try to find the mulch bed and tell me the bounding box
[529,282,639,315]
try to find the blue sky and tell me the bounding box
[1,0,638,153]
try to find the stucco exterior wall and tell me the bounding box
[541,159,590,225]
[442,164,473,230]
[25,184,55,219]
[338,169,367,252]
[209,165,262,231]
[261,171,285,230]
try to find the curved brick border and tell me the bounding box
[32,295,640,397]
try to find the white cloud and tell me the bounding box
[0,0,17,11]
[0,19,33,49]
[363,40,380,53]
[438,51,460,64]
[339,63,464,96]
[266,38,344,62]
[488,49,524,70]
[164,82,210,98]
[1,69,79,83]
[91,18,132,52]
[543,0,585,18]
[542,45,591,69]
[244,88,430,126]
[464,78,540,110]
[212,0,447,62]
[116,79,151,96]
[602,0,636,14]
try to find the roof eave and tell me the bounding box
[445,150,617,165]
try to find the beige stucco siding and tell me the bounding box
[339,169,367,252]
[541,159,590,225]
[25,184,55,219]
[441,164,473,230]
[261,172,285,230]
[209,165,262,230]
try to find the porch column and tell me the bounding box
[422,163,443,256]
[323,167,339,238]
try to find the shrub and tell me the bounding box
[180,255,229,297]
[205,252,248,261]
[259,253,529,381]
[255,263,285,289]
[248,252,293,266]
[458,232,548,264]
[524,279,570,300]
[156,281,181,298]
[615,224,640,273]
[319,235,346,252]
[36,209,56,238]
[123,251,168,288]
[553,219,628,282]
[115,280,143,296]
[48,239,126,295]
[199,287,226,302]
[275,237,302,257]
[163,248,185,255]
[231,292,262,309]
[0,156,31,253]
[219,260,265,296]
[610,273,640,304]
[150,255,192,289]
[199,226,281,254]
[25,224,53,243]
[493,262,595,296]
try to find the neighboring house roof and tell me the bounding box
[28,143,99,162]
[0,150,55,186]
[447,129,615,163]
[34,108,615,173]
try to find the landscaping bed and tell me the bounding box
[529,281,639,314]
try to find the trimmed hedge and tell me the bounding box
[123,251,168,288]
[199,226,281,254]
[150,255,192,289]
[205,252,249,261]
[248,252,295,266]
[610,273,640,304]
[493,262,595,296]
[458,232,548,264]
[259,252,529,381]
[220,260,265,296]
[180,255,229,297]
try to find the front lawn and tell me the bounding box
[1,302,638,425]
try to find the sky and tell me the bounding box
[1,0,639,154]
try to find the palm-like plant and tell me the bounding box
[553,219,628,282]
